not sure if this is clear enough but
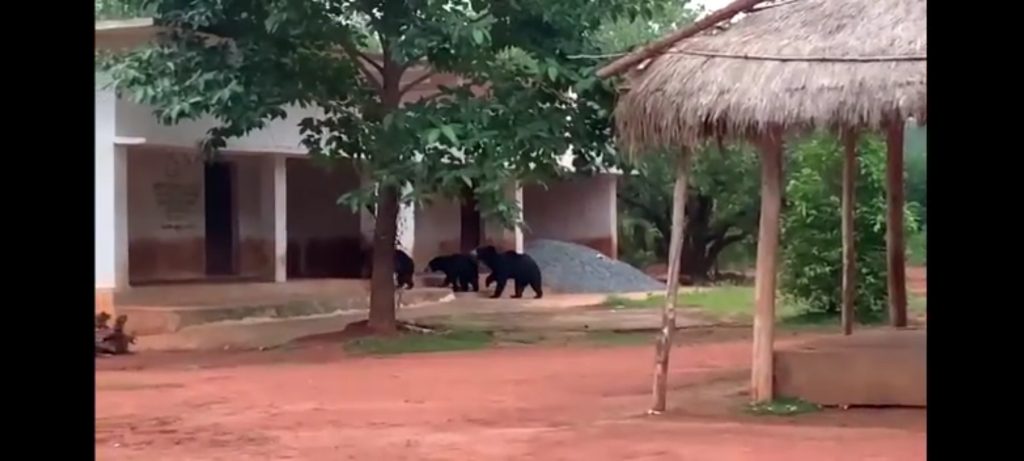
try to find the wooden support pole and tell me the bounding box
[650,148,693,414]
[840,129,859,336]
[885,120,909,328]
[751,130,783,404]
[596,0,766,79]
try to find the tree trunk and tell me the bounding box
[651,149,692,414]
[366,48,405,334]
[885,120,908,328]
[368,185,400,333]
[840,129,858,336]
[751,129,783,404]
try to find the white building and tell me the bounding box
[94,19,619,315]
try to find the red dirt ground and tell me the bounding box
[96,332,925,460]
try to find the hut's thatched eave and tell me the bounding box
[614,0,926,154]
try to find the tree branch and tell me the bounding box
[399,70,437,96]
[338,43,383,91]
[596,0,766,79]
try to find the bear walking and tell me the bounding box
[473,245,543,299]
[426,253,480,292]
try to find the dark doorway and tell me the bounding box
[204,161,237,276]
[460,187,484,253]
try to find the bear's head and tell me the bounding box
[425,255,451,273]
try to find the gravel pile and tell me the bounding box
[524,239,665,294]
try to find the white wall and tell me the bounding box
[523,175,618,258]
[115,98,322,154]
[95,88,126,289]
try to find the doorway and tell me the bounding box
[204,161,237,276]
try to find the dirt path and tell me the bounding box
[96,334,924,460]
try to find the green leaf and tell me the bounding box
[441,125,459,145]
[425,128,441,144]
[472,29,485,45]
[547,65,558,82]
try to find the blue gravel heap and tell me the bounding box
[524,239,665,294]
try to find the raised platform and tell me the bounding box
[114,278,453,336]
[774,328,926,407]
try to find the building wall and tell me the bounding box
[523,175,618,258]
[285,158,364,278]
[126,147,208,283]
[413,198,462,267]
[96,88,119,289]
[233,155,275,279]
[126,148,284,283]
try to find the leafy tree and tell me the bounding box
[99,0,658,332]
[780,134,921,319]
[617,147,760,281]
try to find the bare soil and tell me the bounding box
[97,329,924,460]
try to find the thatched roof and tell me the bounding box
[614,0,926,154]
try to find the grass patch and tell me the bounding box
[604,286,927,327]
[604,286,802,323]
[745,397,822,416]
[345,329,494,355]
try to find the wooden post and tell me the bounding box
[650,148,692,414]
[840,129,859,336]
[751,129,783,403]
[885,120,908,328]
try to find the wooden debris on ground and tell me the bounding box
[96,312,135,356]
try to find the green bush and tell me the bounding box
[780,134,919,319]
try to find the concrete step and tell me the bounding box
[119,285,453,336]
[774,328,926,407]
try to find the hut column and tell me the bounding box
[841,130,859,335]
[650,148,692,414]
[751,130,783,403]
[885,121,908,327]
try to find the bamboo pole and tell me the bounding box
[650,148,693,414]
[751,130,783,403]
[840,129,859,336]
[596,0,766,79]
[885,120,909,327]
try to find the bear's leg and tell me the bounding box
[485,273,495,287]
[530,280,543,299]
[512,278,527,298]
[491,277,508,298]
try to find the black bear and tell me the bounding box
[362,247,416,289]
[425,253,480,292]
[473,245,543,299]
[394,249,415,289]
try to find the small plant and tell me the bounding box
[345,329,493,355]
[745,397,821,416]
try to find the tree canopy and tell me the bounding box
[99,0,664,331]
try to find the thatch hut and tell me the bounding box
[598,0,926,408]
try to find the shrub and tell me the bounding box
[780,134,919,320]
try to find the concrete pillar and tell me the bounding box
[484,182,524,253]
[95,144,130,312]
[397,184,416,255]
[261,155,287,282]
[512,185,524,253]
